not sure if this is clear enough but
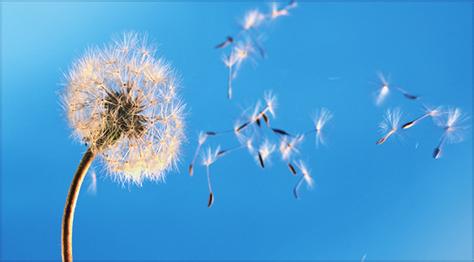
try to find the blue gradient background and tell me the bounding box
[1,2,472,261]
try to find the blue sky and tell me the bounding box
[1,2,472,261]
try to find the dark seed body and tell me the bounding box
[272,128,290,136]
[258,152,265,168]
[288,163,297,175]
[208,192,214,208]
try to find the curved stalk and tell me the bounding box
[61,148,95,262]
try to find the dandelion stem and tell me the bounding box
[62,148,95,262]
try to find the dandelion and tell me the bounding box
[376,108,402,145]
[308,108,333,147]
[202,146,221,207]
[402,105,441,130]
[374,72,390,106]
[61,32,185,261]
[432,108,469,159]
[293,160,314,199]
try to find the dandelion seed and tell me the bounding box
[202,146,221,207]
[376,108,402,145]
[256,140,276,168]
[271,128,291,136]
[217,144,245,158]
[235,121,251,133]
[224,41,255,99]
[293,160,313,199]
[402,105,441,130]
[432,107,469,159]
[258,151,265,168]
[279,134,304,161]
[262,113,270,126]
[61,32,185,261]
[288,162,297,175]
[242,9,266,31]
[264,91,277,117]
[208,192,214,208]
[215,36,234,49]
[270,2,290,19]
[375,72,390,106]
[397,87,420,100]
[189,132,208,176]
[309,108,333,147]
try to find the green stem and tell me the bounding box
[61,148,95,262]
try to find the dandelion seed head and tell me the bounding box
[436,107,469,144]
[242,9,266,31]
[198,131,208,145]
[202,146,221,167]
[295,160,313,188]
[270,2,289,19]
[264,91,277,117]
[63,32,185,184]
[259,139,276,162]
[375,73,390,106]
[425,105,442,117]
[379,108,402,133]
[313,108,332,147]
[279,135,304,161]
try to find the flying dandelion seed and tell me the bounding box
[202,146,221,207]
[224,40,255,99]
[374,72,390,106]
[215,36,234,49]
[376,108,402,145]
[279,134,304,161]
[189,132,208,176]
[256,139,276,168]
[242,9,266,31]
[432,107,469,159]
[234,91,277,133]
[61,32,185,261]
[308,108,333,147]
[270,2,290,19]
[293,160,313,199]
[402,105,441,130]
[397,87,420,100]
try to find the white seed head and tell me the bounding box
[242,9,266,31]
[279,134,304,161]
[436,107,469,144]
[202,146,221,167]
[264,91,277,117]
[63,32,185,184]
[259,139,276,162]
[295,160,313,188]
[375,72,390,106]
[379,108,402,133]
